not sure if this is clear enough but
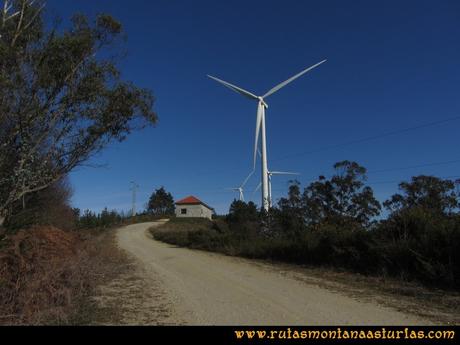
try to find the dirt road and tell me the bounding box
[116,221,431,325]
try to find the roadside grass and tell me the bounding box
[68,229,132,325]
[150,218,460,325]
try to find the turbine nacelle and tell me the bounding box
[258,97,268,108]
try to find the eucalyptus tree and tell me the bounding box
[303,161,381,227]
[0,1,157,225]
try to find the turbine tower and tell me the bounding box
[130,181,139,217]
[208,59,326,211]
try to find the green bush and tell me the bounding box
[376,208,460,287]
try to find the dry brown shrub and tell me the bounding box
[0,226,92,324]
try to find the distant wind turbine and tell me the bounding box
[208,59,326,211]
[226,171,254,202]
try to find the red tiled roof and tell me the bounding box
[175,196,214,210]
[176,196,202,205]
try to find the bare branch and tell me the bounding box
[8,0,45,46]
[1,0,19,34]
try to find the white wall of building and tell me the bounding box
[175,204,213,219]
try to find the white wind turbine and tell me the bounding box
[208,59,326,211]
[226,171,254,202]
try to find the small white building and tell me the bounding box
[175,196,214,219]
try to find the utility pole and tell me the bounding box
[130,181,139,217]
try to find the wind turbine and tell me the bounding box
[208,59,326,211]
[226,171,254,202]
[227,186,245,201]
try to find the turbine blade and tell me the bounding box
[270,171,300,175]
[240,170,254,188]
[207,75,258,100]
[253,103,263,169]
[262,59,327,98]
[254,182,262,192]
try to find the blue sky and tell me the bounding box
[47,0,460,215]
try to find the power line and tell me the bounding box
[244,158,460,199]
[189,114,460,181]
[271,115,460,163]
[366,175,460,186]
[367,158,460,174]
[266,175,460,195]
[152,158,460,201]
[204,158,460,196]
[176,115,460,203]
[299,157,460,183]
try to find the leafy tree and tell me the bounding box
[381,177,460,282]
[0,1,157,225]
[227,200,258,224]
[278,180,302,210]
[384,175,459,216]
[303,161,381,227]
[275,180,306,234]
[147,187,174,215]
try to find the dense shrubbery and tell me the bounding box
[4,178,78,232]
[153,218,225,250]
[375,208,460,284]
[3,182,169,233]
[153,161,460,290]
[77,209,171,230]
[3,181,126,232]
[77,208,124,230]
